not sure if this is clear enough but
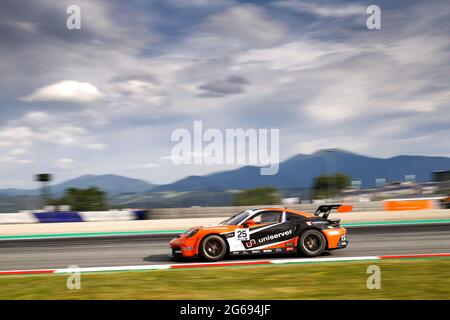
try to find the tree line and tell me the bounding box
[46,173,351,210]
[234,173,351,206]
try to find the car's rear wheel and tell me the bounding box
[298,229,326,257]
[200,235,227,262]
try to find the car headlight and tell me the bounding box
[184,228,199,238]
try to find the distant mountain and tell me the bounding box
[0,188,38,197]
[152,149,450,192]
[0,174,156,197]
[51,174,156,196]
[1,150,450,198]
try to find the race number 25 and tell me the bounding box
[236,228,250,241]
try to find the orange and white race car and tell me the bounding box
[169,204,351,261]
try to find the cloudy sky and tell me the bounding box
[0,0,449,188]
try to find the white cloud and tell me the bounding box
[0,156,14,163]
[112,79,168,106]
[0,126,33,141]
[56,158,75,169]
[203,5,287,48]
[17,159,34,164]
[22,80,104,103]
[386,35,449,66]
[130,163,160,169]
[22,111,52,125]
[304,74,372,123]
[166,0,231,7]
[0,155,32,165]
[274,1,366,18]
[87,143,107,150]
[233,40,358,71]
[37,125,89,145]
[10,148,26,155]
[160,155,174,161]
[0,112,107,157]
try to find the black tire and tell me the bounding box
[199,235,227,262]
[298,229,327,257]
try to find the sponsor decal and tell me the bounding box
[231,248,292,255]
[257,229,294,244]
[245,239,257,248]
[242,229,296,250]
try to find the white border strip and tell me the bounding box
[54,264,171,274]
[270,256,381,264]
[2,253,449,275]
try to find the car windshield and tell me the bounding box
[220,211,250,225]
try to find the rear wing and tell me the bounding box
[314,204,352,219]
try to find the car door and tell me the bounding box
[241,210,296,252]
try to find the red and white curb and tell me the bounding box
[1,253,449,276]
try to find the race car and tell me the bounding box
[169,204,351,261]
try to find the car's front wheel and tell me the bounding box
[298,229,326,257]
[199,235,227,262]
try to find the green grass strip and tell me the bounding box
[1,258,449,299]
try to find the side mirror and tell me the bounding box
[244,219,256,228]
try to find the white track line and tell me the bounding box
[1,253,449,275]
[270,256,381,264]
[54,264,171,273]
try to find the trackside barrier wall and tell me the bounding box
[146,200,442,219]
[0,212,39,224]
[0,209,147,224]
[146,202,385,220]
[383,198,438,211]
[0,199,443,223]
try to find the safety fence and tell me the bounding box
[0,209,147,224]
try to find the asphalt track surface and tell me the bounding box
[1,223,449,271]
